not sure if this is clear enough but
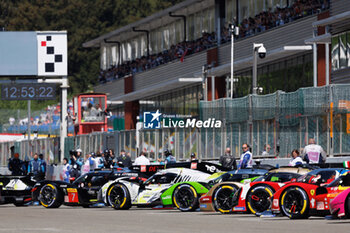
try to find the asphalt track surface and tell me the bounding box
[0,205,349,233]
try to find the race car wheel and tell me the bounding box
[39,184,63,208]
[213,184,238,214]
[280,187,309,219]
[246,185,274,215]
[173,184,198,212]
[107,183,131,210]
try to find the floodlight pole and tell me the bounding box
[252,45,259,95]
[252,43,264,95]
[230,23,239,98]
[230,25,234,98]
[27,100,31,141]
[60,76,69,162]
[38,77,69,162]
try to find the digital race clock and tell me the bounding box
[1,83,56,100]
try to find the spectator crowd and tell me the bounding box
[99,0,329,83]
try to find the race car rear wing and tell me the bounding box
[130,161,231,176]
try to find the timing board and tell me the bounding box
[0,31,67,77]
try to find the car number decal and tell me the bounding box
[67,188,79,203]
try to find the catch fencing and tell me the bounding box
[0,84,350,166]
[139,84,350,160]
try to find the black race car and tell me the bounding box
[0,175,36,206]
[33,168,147,208]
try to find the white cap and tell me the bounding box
[76,148,82,152]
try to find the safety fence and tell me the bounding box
[0,137,60,167]
[0,84,350,166]
[200,84,350,158]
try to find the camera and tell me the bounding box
[257,45,266,59]
[69,150,77,157]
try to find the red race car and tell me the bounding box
[271,168,349,219]
[199,167,310,214]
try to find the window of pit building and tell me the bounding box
[81,97,106,123]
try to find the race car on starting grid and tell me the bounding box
[199,167,311,214]
[161,167,270,211]
[0,174,36,206]
[33,168,148,208]
[329,184,350,218]
[102,167,218,211]
[271,168,349,219]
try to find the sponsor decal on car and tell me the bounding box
[273,199,279,207]
[316,201,324,210]
[205,165,222,173]
[327,193,339,198]
[310,189,315,195]
[162,195,171,200]
[200,204,207,208]
[310,198,315,208]
[191,162,197,169]
[233,206,246,211]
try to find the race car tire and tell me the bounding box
[173,184,199,212]
[246,185,274,215]
[212,184,239,214]
[280,186,309,219]
[39,184,63,208]
[107,183,131,210]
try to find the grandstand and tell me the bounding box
[84,0,347,132]
[2,103,74,136]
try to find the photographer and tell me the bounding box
[69,149,84,178]
[103,149,114,168]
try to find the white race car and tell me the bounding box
[100,167,216,210]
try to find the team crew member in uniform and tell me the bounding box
[238,144,253,169]
[189,152,197,161]
[8,153,26,175]
[289,149,304,167]
[39,154,47,180]
[61,158,71,182]
[28,153,45,181]
[164,149,176,164]
[94,152,104,169]
[219,147,236,170]
[303,138,326,164]
[134,152,150,165]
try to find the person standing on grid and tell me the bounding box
[238,144,253,169]
[303,138,326,164]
